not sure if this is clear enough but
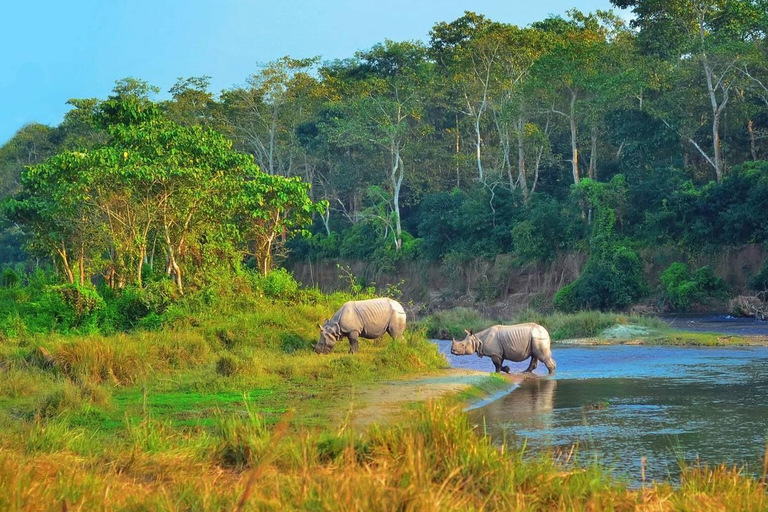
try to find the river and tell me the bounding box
[433,339,768,484]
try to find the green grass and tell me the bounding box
[644,330,754,346]
[2,287,767,509]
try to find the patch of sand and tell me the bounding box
[336,369,522,429]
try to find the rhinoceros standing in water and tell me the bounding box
[315,298,407,354]
[450,323,556,374]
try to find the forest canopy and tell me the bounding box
[2,2,768,304]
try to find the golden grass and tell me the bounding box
[0,403,765,511]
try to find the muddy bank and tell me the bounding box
[288,245,766,315]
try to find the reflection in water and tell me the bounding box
[458,345,768,485]
[475,378,557,436]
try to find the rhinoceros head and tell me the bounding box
[314,320,341,354]
[450,329,480,356]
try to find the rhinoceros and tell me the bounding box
[450,323,556,374]
[315,298,407,354]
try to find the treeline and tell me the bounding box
[2,2,768,308]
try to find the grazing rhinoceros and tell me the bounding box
[450,323,556,374]
[315,298,407,354]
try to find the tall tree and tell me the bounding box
[613,0,766,181]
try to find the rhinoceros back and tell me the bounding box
[336,298,405,339]
[477,323,550,362]
[496,324,538,361]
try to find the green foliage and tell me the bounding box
[660,262,728,311]
[3,89,323,294]
[0,266,21,287]
[555,177,646,311]
[259,268,300,300]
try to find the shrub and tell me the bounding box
[660,263,727,310]
[280,333,308,353]
[30,285,106,333]
[0,267,21,288]
[419,307,495,339]
[260,268,300,300]
[554,244,646,312]
[555,177,646,312]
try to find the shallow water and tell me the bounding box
[434,340,768,483]
[661,314,768,336]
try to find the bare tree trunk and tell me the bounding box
[569,91,579,184]
[57,245,75,284]
[474,112,483,181]
[163,223,183,295]
[698,12,729,182]
[137,244,146,287]
[516,115,529,203]
[455,114,461,188]
[79,243,85,287]
[748,119,758,160]
[588,129,598,180]
[391,144,404,251]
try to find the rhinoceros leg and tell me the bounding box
[490,355,510,373]
[523,357,539,373]
[542,357,556,374]
[348,331,359,354]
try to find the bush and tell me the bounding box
[260,268,300,300]
[280,332,309,353]
[555,177,646,312]
[660,263,727,311]
[0,266,21,288]
[554,244,646,312]
[30,285,106,333]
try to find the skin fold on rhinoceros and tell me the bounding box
[450,323,556,374]
[315,298,407,354]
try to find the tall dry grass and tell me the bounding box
[0,403,765,510]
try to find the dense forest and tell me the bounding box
[3,1,768,313]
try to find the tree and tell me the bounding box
[532,11,629,185]
[222,57,321,177]
[321,41,431,251]
[613,0,767,181]
[4,81,323,290]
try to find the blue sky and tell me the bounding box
[1,0,626,145]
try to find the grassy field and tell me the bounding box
[1,289,767,510]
